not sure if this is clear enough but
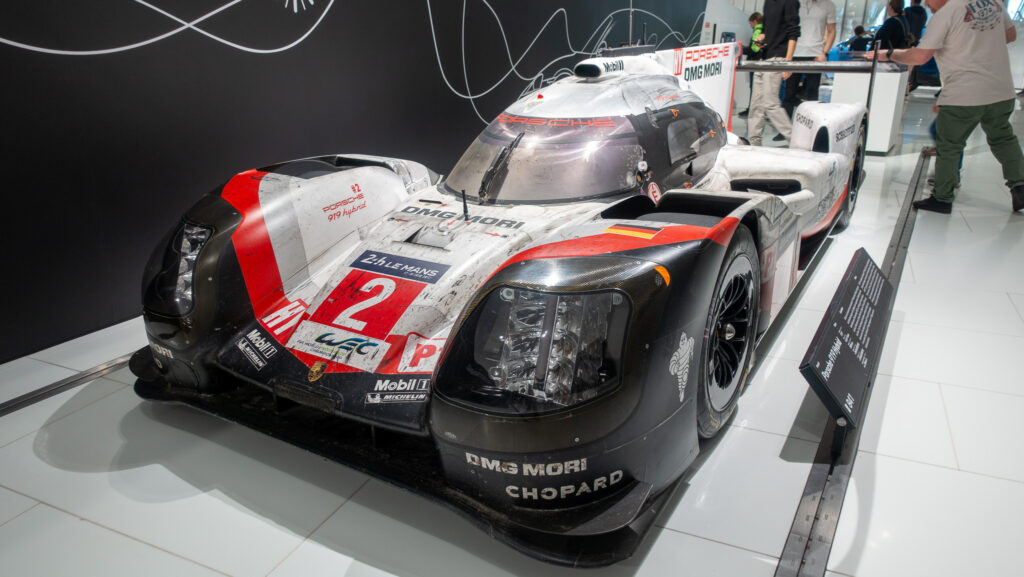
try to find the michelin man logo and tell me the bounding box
[669,333,695,401]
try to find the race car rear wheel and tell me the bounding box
[697,225,759,438]
[834,123,866,232]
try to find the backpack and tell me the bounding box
[895,15,916,49]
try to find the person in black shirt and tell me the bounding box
[904,0,929,89]
[850,25,873,52]
[747,0,800,145]
[873,0,914,51]
[904,0,928,45]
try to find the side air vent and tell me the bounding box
[812,127,830,153]
[730,179,804,196]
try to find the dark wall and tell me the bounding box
[0,1,705,364]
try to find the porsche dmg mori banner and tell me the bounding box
[656,42,741,130]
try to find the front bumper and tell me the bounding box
[130,346,681,567]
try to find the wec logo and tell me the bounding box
[314,333,378,354]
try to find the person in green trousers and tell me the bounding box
[868,0,1024,214]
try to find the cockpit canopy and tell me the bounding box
[444,114,644,204]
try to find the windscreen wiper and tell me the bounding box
[478,132,524,202]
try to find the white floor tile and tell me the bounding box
[959,210,1024,242]
[763,306,829,362]
[29,317,146,371]
[106,366,139,387]
[0,378,125,448]
[268,539,357,577]
[794,236,894,314]
[274,479,780,577]
[736,356,830,444]
[941,385,1024,483]
[278,478,561,576]
[0,504,224,577]
[661,426,817,558]
[0,358,77,405]
[877,320,1024,397]
[910,211,1024,258]
[857,375,958,469]
[623,528,780,577]
[905,250,1024,293]
[0,486,36,526]
[891,283,1024,336]
[0,387,368,577]
[1010,292,1024,323]
[830,453,1024,577]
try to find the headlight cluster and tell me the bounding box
[437,287,630,416]
[166,223,211,315]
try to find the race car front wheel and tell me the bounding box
[696,224,760,439]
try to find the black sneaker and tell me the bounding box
[772,133,787,142]
[738,109,749,118]
[1012,184,1024,212]
[912,195,953,214]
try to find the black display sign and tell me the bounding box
[799,249,894,429]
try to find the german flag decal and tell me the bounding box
[604,224,663,239]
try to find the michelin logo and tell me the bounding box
[365,378,430,404]
[669,332,695,401]
[236,329,278,371]
[365,393,428,404]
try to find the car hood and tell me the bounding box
[286,186,608,375]
[222,182,613,432]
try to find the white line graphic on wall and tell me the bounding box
[286,0,315,13]
[0,0,334,56]
[426,1,705,123]
[1,0,705,124]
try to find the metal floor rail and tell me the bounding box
[0,354,132,419]
[774,150,930,577]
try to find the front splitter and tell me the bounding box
[130,347,678,567]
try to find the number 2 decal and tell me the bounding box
[333,277,397,331]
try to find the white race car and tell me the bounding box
[131,43,866,566]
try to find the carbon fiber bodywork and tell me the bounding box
[134,230,724,567]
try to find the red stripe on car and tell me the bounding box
[220,170,287,318]
[801,183,848,240]
[495,216,739,273]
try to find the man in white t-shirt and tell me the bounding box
[868,0,1024,213]
[783,0,836,118]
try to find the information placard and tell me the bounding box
[799,249,894,428]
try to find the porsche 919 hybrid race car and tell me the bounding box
[131,43,867,566]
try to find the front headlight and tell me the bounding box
[172,223,212,313]
[145,221,212,317]
[437,286,630,416]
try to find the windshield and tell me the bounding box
[444,114,644,204]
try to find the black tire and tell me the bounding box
[833,122,866,233]
[696,225,760,439]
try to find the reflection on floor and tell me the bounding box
[1,92,1022,577]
